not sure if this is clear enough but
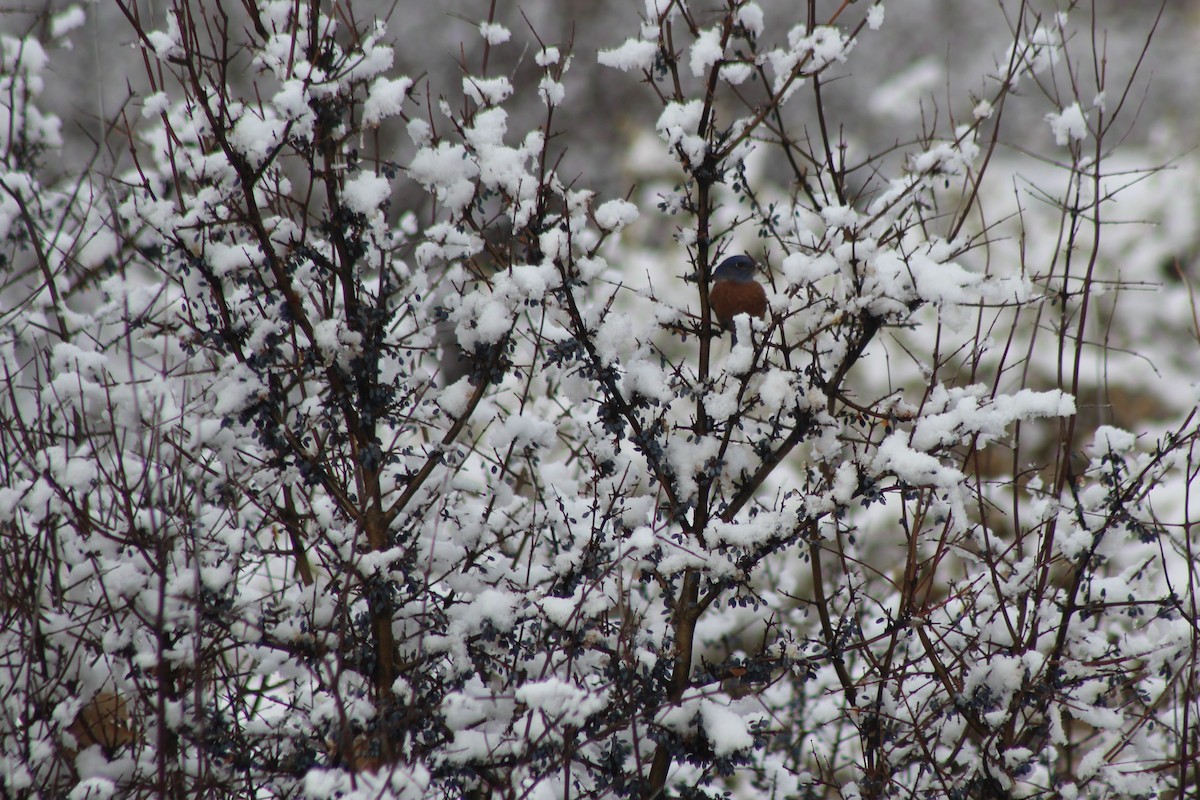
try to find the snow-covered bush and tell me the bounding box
[2,1,1198,798]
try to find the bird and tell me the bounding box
[709,254,767,339]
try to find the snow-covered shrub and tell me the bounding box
[2,1,1198,799]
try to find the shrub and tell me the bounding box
[2,2,1195,798]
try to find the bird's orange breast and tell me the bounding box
[711,280,767,328]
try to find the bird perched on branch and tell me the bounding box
[709,254,767,339]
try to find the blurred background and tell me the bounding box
[4,1,1196,189]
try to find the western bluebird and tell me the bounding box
[710,255,767,338]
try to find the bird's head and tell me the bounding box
[711,255,757,283]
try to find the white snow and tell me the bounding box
[1047,102,1089,146]
[408,142,480,213]
[341,172,391,215]
[656,100,706,162]
[145,13,182,60]
[229,112,285,166]
[1090,425,1136,455]
[516,678,608,726]
[867,4,885,31]
[463,75,513,106]
[781,251,838,285]
[873,430,963,487]
[140,91,169,119]
[700,700,755,755]
[538,76,565,107]
[598,39,658,72]
[362,76,413,126]
[479,22,511,45]
[438,377,473,417]
[690,28,724,77]
[594,199,639,231]
[50,6,87,39]
[737,4,765,36]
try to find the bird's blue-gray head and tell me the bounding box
[712,255,757,283]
